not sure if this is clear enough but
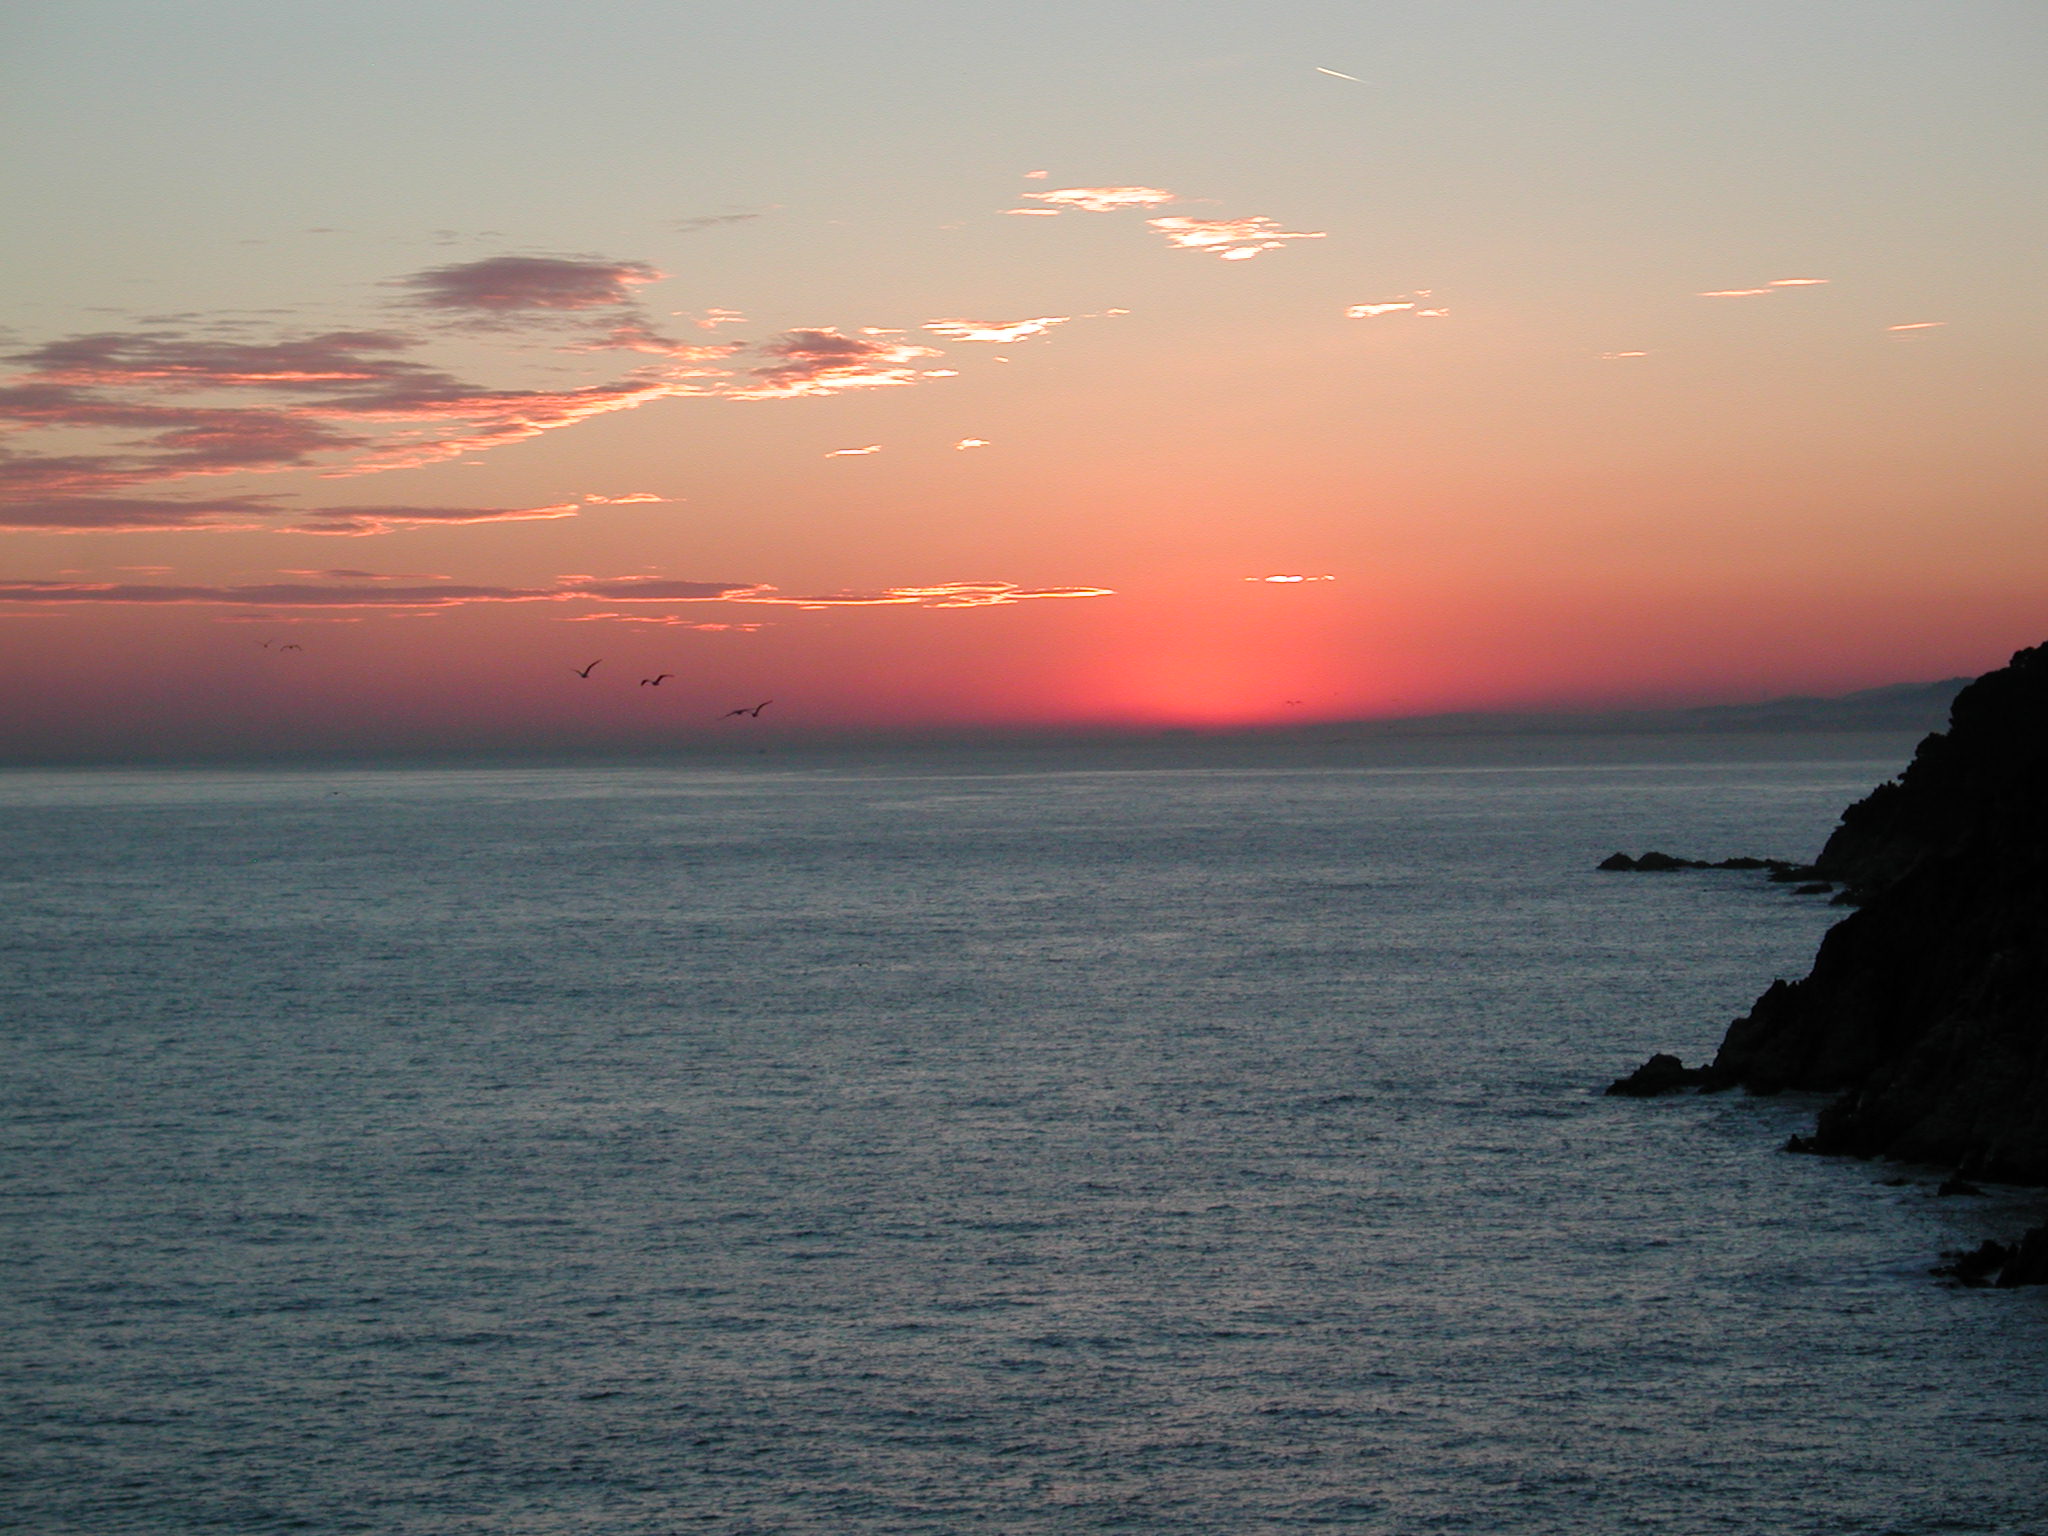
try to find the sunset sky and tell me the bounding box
[3,0,2044,760]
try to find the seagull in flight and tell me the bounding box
[720,700,773,719]
[572,660,602,678]
[640,674,674,687]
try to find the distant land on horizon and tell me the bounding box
[0,677,1973,772]
[1249,677,1971,743]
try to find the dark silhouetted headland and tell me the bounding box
[1612,643,2048,1283]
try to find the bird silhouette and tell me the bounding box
[720,699,773,719]
[641,674,673,687]
[279,643,304,652]
[572,660,602,678]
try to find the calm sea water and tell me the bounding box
[2,750,2043,1535]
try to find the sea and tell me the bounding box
[3,739,2044,1535]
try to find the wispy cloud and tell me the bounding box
[728,329,947,399]
[0,493,286,532]
[397,256,663,312]
[825,444,882,457]
[954,438,989,450]
[1346,291,1441,319]
[736,581,1115,610]
[0,574,1115,611]
[673,212,767,233]
[1887,321,1946,331]
[0,578,576,608]
[1001,208,1062,217]
[0,490,594,536]
[1247,573,1335,583]
[563,614,766,629]
[1698,278,1828,298]
[580,491,671,504]
[1598,351,1650,360]
[1147,215,1326,260]
[923,315,1071,344]
[1022,186,1179,213]
[284,502,581,536]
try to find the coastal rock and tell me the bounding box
[1604,1052,1713,1096]
[1933,1226,2048,1288]
[1604,644,2048,1282]
[1596,852,1807,877]
[1706,642,2048,1185]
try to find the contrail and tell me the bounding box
[1315,67,1366,82]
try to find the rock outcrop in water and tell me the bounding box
[1610,643,2048,1281]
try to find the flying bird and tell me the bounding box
[720,700,773,718]
[278,643,304,651]
[641,674,673,686]
[573,660,602,678]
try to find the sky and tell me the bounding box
[2,0,2044,761]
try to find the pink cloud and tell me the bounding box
[1346,301,1417,319]
[580,491,671,504]
[1146,215,1327,259]
[1769,278,1829,287]
[397,256,663,311]
[1002,208,1062,217]
[1022,186,1178,213]
[0,259,998,525]
[1887,321,1946,331]
[825,444,882,457]
[0,327,714,498]
[1697,288,1776,298]
[954,438,989,450]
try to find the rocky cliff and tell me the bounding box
[1705,642,2048,1185]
